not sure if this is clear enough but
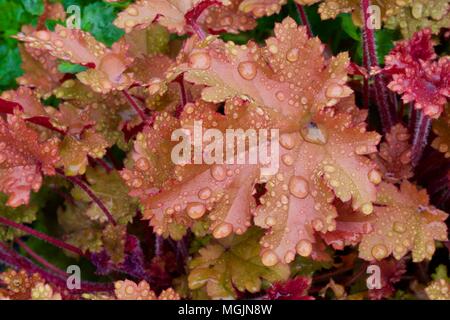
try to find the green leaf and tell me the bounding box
[375,29,398,64]
[81,2,124,46]
[188,228,290,299]
[58,61,87,74]
[432,265,450,281]
[45,19,65,31]
[22,0,44,16]
[71,167,137,225]
[0,188,50,241]
[291,255,333,277]
[0,45,22,90]
[340,14,360,41]
[0,0,28,32]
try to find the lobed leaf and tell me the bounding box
[188,227,290,299]
[359,182,448,262]
[0,113,60,207]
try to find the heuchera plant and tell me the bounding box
[0,0,449,300]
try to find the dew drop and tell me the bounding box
[282,154,294,166]
[296,239,312,257]
[286,48,299,62]
[368,169,382,185]
[211,165,226,181]
[288,176,309,199]
[361,202,373,215]
[276,91,285,101]
[261,250,279,266]
[280,133,296,150]
[36,31,50,41]
[300,122,328,145]
[198,187,212,200]
[186,202,206,219]
[132,178,143,188]
[127,7,139,16]
[312,218,324,231]
[325,84,344,98]
[265,216,276,226]
[371,244,388,260]
[136,158,149,171]
[268,44,278,54]
[212,223,232,239]
[238,61,257,80]
[188,52,211,70]
[393,221,406,233]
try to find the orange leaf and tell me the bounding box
[359,182,448,262]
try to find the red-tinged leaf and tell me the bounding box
[121,112,180,201]
[202,0,257,34]
[82,101,129,149]
[265,277,314,300]
[15,26,106,66]
[371,123,413,183]
[256,109,380,266]
[15,26,134,93]
[167,17,352,126]
[136,21,379,266]
[359,182,448,262]
[140,99,267,239]
[46,102,94,136]
[321,201,373,250]
[127,55,173,86]
[1,87,47,118]
[76,39,135,93]
[1,88,93,135]
[58,129,108,176]
[384,29,450,118]
[114,0,230,34]
[16,44,63,98]
[0,113,60,207]
[368,258,407,300]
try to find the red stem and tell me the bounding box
[15,239,68,278]
[122,90,148,122]
[185,0,221,39]
[360,0,396,132]
[296,4,313,37]
[410,109,431,167]
[92,157,112,173]
[175,76,188,117]
[58,169,117,226]
[362,51,370,110]
[155,235,163,257]
[0,243,114,293]
[0,216,84,256]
